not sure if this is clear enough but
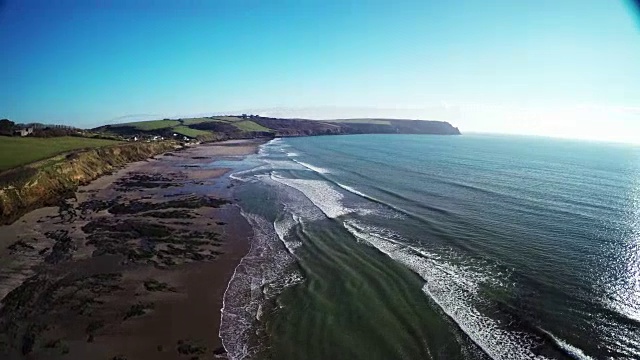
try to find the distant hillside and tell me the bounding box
[324,118,461,135]
[93,115,461,141]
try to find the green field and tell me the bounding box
[179,118,272,133]
[232,120,272,132]
[99,116,274,138]
[120,119,181,130]
[171,125,212,138]
[0,136,121,171]
[180,116,244,125]
[180,117,212,126]
[210,116,244,122]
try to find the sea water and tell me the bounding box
[221,134,640,360]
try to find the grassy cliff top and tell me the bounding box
[97,116,274,141]
[0,136,121,171]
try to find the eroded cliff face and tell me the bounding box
[0,142,177,225]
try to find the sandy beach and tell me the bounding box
[0,139,265,359]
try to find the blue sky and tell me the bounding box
[1,0,639,142]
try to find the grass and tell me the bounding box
[117,119,180,131]
[176,117,272,133]
[180,118,212,126]
[171,125,212,138]
[180,116,244,125]
[231,120,272,132]
[210,116,244,122]
[95,116,275,139]
[0,136,121,171]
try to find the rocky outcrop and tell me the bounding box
[0,142,176,225]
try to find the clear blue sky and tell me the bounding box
[1,0,639,142]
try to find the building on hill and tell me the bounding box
[13,127,34,137]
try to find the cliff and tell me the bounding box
[336,119,461,135]
[226,117,461,137]
[249,117,346,137]
[0,141,177,225]
[93,116,461,140]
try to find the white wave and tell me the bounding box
[264,159,304,171]
[292,159,331,174]
[220,211,303,360]
[229,173,246,182]
[257,138,284,156]
[343,219,548,360]
[540,329,595,360]
[258,141,276,156]
[229,165,268,182]
[274,213,302,253]
[336,182,406,219]
[286,152,299,157]
[336,182,369,199]
[270,174,351,219]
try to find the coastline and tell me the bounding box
[0,139,265,359]
[0,141,177,226]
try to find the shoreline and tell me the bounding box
[0,139,265,359]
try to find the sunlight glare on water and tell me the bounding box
[618,175,640,322]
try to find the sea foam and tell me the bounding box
[540,328,595,360]
[270,174,351,219]
[343,219,549,360]
[220,211,302,360]
[274,213,303,253]
[292,159,331,174]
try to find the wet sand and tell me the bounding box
[0,139,265,359]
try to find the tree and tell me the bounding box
[0,119,15,134]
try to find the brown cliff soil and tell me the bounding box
[0,141,178,225]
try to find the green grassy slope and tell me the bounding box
[210,116,244,122]
[97,116,274,139]
[180,118,212,126]
[231,120,272,132]
[120,119,181,130]
[0,136,121,171]
[181,117,270,131]
[171,125,212,138]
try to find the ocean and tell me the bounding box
[219,134,640,360]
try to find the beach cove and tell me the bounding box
[0,139,265,359]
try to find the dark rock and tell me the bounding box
[44,230,76,264]
[123,302,154,320]
[8,240,35,253]
[176,339,207,355]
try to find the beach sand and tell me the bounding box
[0,139,265,359]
